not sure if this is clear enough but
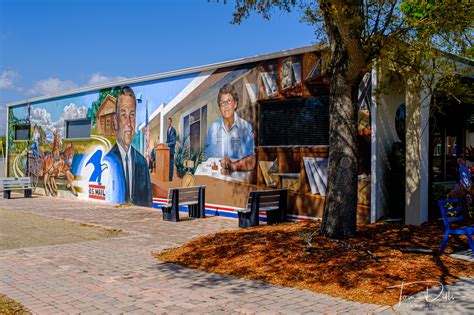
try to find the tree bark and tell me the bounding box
[321,0,366,239]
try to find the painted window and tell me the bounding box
[14,125,30,140]
[182,105,207,154]
[259,97,329,146]
[65,118,91,139]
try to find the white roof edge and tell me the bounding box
[7,44,326,108]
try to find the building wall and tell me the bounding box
[6,49,369,222]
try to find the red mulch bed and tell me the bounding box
[155,220,474,305]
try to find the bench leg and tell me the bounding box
[266,210,282,225]
[162,206,179,222]
[24,189,32,198]
[3,191,11,199]
[238,209,259,228]
[238,211,253,228]
[171,205,179,222]
[440,232,449,254]
[198,187,205,218]
[188,205,196,218]
[188,204,204,219]
[162,206,172,221]
[163,190,179,222]
[467,231,474,252]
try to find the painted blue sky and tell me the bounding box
[0,0,316,135]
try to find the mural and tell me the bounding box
[102,86,152,207]
[7,50,336,220]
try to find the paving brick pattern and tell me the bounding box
[0,195,445,314]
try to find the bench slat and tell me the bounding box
[259,206,280,211]
[162,200,199,207]
[175,186,201,193]
[237,208,251,213]
[249,189,286,194]
[0,177,32,191]
[179,190,200,197]
[180,201,199,206]
[259,202,280,209]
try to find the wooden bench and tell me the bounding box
[161,186,205,222]
[236,189,288,228]
[438,198,474,253]
[0,177,33,199]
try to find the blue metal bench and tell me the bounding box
[438,198,474,254]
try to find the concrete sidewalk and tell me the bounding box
[0,195,469,314]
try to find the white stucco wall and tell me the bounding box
[372,56,472,225]
[371,68,406,221]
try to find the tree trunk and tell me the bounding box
[320,0,366,239]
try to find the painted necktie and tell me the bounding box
[125,154,130,203]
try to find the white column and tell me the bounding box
[405,77,430,225]
[159,114,165,144]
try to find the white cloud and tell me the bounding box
[87,73,127,86]
[0,106,7,136]
[63,102,87,120]
[55,103,87,137]
[27,77,78,96]
[31,107,55,139]
[21,72,126,98]
[0,70,20,89]
[31,102,87,140]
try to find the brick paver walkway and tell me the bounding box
[0,195,452,314]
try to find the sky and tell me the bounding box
[0,0,316,135]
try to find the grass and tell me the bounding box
[0,294,30,315]
[155,219,474,305]
[0,209,129,250]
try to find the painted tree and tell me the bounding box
[228,0,473,238]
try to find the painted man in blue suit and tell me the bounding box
[166,117,177,181]
[105,86,153,207]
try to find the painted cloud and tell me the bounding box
[31,102,87,141]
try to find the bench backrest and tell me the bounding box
[247,189,287,210]
[438,198,464,230]
[167,186,204,204]
[0,177,31,189]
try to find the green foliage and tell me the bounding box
[431,76,474,118]
[432,182,451,202]
[0,135,5,158]
[174,135,206,178]
[230,0,473,73]
[463,46,474,59]
[0,294,28,315]
[7,109,17,152]
[400,0,435,20]
[227,0,473,237]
